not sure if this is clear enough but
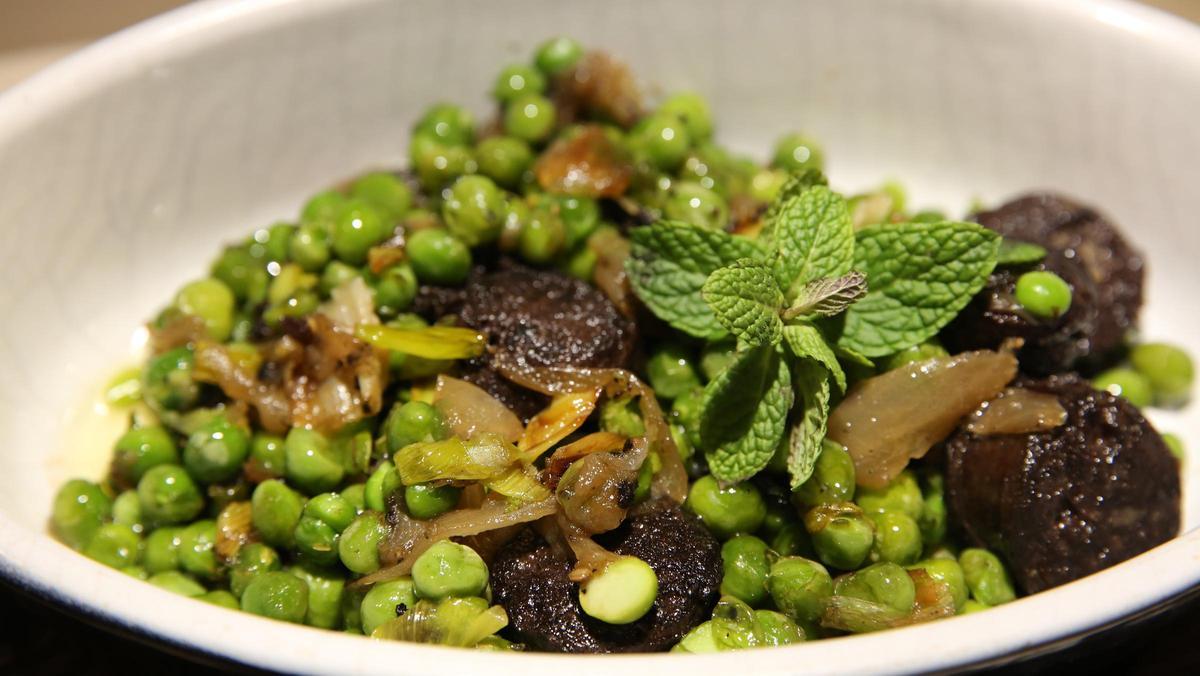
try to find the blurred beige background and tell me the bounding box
[1,0,1198,90]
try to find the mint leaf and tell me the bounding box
[786,360,832,489]
[627,221,763,339]
[762,169,829,240]
[700,346,794,483]
[997,238,1047,266]
[782,324,846,392]
[702,259,784,347]
[783,271,868,319]
[838,221,1000,357]
[835,344,875,369]
[770,186,855,299]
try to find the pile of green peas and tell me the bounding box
[636,337,1018,646]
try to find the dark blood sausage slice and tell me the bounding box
[944,375,1179,594]
[457,263,636,419]
[940,193,1144,373]
[941,251,1102,375]
[490,500,721,653]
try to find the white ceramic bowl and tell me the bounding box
[1,0,1198,673]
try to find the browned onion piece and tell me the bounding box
[519,389,601,462]
[556,437,648,535]
[964,387,1068,436]
[828,349,1018,489]
[543,431,628,489]
[554,512,622,583]
[318,276,380,331]
[214,500,255,562]
[361,494,558,587]
[552,51,643,128]
[433,375,524,443]
[821,569,955,633]
[149,315,209,354]
[492,357,688,502]
[533,125,632,198]
[193,342,292,433]
[590,227,634,317]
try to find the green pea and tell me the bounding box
[534,37,583,75]
[211,246,268,304]
[564,245,598,283]
[83,523,143,569]
[143,527,184,573]
[331,200,389,266]
[350,172,412,222]
[241,571,309,624]
[288,223,331,272]
[962,599,990,614]
[339,512,387,574]
[384,401,448,454]
[341,483,367,514]
[1093,367,1154,408]
[176,519,220,581]
[673,621,719,653]
[248,433,286,480]
[760,497,796,539]
[53,479,113,549]
[1163,433,1186,461]
[148,570,206,597]
[804,502,875,570]
[867,511,922,565]
[633,114,691,172]
[247,223,293,264]
[111,490,143,530]
[283,428,344,494]
[367,263,417,317]
[770,523,816,559]
[919,473,947,547]
[793,441,856,507]
[230,542,282,598]
[293,492,355,566]
[700,342,737,382]
[480,140,535,193]
[578,555,658,625]
[142,347,199,413]
[771,133,824,172]
[518,203,566,264]
[405,483,461,520]
[663,181,728,230]
[766,556,834,624]
[855,470,924,521]
[413,103,474,147]
[175,278,235,342]
[600,397,645,438]
[645,343,702,400]
[251,479,304,548]
[441,175,507,247]
[200,590,241,610]
[959,548,1016,606]
[552,195,600,249]
[112,426,179,487]
[908,559,968,611]
[320,260,363,297]
[659,92,713,142]
[361,577,417,634]
[410,134,477,190]
[137,464,204,526]
[301,190,347,224]
[834,562,916,614]
[183,414,250,485]
[749,169,788,203]
[504,94,557,143]
[122,565,149,580]
[406,228,472,285]
[412,540,489,600]
[1015,270,1072,319]
[290,564,346,629]
[882,341,950,371]
[1131,342,1194,405]
[686,476,766,539]
[493,63,547,103]
[719,535,771,606]
[364,461,402,513]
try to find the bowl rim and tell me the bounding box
[2,0,1200,673]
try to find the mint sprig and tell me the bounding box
[625,173,1000,487]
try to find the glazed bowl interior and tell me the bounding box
[1,0,1198,673]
